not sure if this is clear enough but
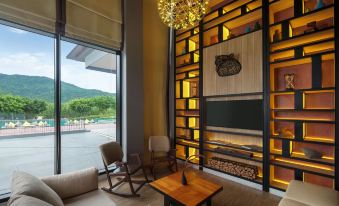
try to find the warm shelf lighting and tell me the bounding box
[223,26,231,40]
[292,152,334,161]
[304,136,334,143]
[272,179,289,185]
[274,158,333,171]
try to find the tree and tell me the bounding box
[23,99,47,117]
[93,96,115,111]
[0,95,26,114]
[69,98,92,116]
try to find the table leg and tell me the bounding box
[206,198,212,206]
[164,196,171,206]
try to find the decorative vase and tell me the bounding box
[315,0,325,10]
[181,171,188,185]
[181,154,204,186]
[254,22,261,31]
[273,30,280,42]
[245,26,251,33]
[210,35,218,44]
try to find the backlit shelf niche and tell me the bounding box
[203,0,263,47]
[175,26,201,163]
[269,0,335,191]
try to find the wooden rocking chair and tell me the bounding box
[99,141,149,197]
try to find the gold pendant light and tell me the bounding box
[158,0,209,30]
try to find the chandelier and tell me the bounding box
[158,0,209,30]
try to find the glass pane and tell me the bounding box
[0,24,55,194]
[61,41,117,173]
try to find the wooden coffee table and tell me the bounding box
[149,170,223,206]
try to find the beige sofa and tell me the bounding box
[279,180,339,206]
[8,167,114,206]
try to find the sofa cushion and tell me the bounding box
[8,195,52,206]
[278,198,310,206]
[285,180,339,206]
[10,171,64,206]
[63,190,115,206]
[41,167,98,199]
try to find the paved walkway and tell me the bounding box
[0,124,116,194]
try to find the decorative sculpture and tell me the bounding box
[215,54,242,77]
[315,0,325,10]
[301,148,323,159]
[181,154,204,185]
[284,73,295,90]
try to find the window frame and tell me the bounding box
[0,16,122,201]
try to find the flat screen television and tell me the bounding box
[205,99,263,131]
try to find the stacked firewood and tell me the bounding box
[207,157,258,180]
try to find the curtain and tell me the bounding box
[65,0,122,50]
[0,0,56,33]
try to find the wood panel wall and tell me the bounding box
[203,30,263,96]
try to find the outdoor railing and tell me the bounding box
[0,118,116,138]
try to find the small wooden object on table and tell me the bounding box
[149,170,223,206]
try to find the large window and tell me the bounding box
[0,24,120,195]
[0,24,55,194]
[61,41,118,172]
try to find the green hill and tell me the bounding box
[0,73,114,103]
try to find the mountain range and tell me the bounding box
[0,73,114,103]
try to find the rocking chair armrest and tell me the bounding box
[114,161,125,168]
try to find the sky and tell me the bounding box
[0,24,116,93]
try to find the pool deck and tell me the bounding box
[0,123,116,194]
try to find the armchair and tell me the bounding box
[148,136,178,179]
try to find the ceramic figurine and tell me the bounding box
[278,128,294,138]
[284,73,295,90]
[181,47,186,55]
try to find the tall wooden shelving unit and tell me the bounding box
[174,26,201,164]
[201,0,264,186]
[173,0,338,192]
[268,0,336,191]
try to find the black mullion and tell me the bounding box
[54,0,65,175]
[262,0,270,192]
[199,20,204,170]
[334,0,339,191]
[174,29,178,149]
[55,0,66,35]
[294,0,303,17]
[295,169,303,181]
[294,122,303,141]
[312,55,322,89]
[116,54,122,145]
[54,35,62,175]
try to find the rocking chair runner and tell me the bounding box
[99,141,149,197]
